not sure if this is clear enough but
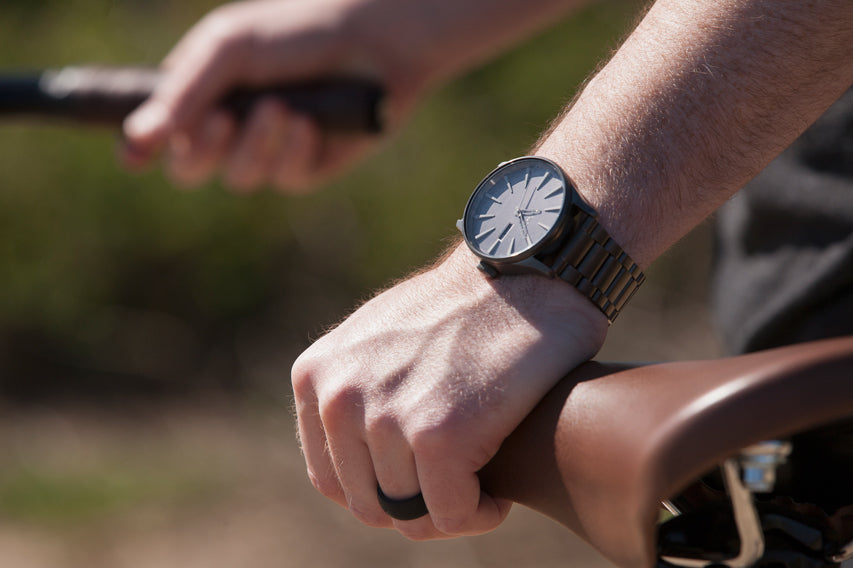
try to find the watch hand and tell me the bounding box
[518,208,542,216]
[517,168,536,210]
[524,170,549,210]
[520,171,551,211]
[516,211,533,246]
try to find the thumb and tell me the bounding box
[120,57,231,169]
[122,98,174,160]
[120,94,182,170]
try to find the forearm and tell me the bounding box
[292,0,853,540]
[536,0,853,267]
[348,0,594,90]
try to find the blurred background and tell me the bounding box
[0,0,720,566]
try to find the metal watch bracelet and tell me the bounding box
[550,213,645,323]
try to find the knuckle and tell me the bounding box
[431,514,468,536]
[348,502,389,528]
[467,439,502,471]
[409,423,457,461]
[199,7,240,42]
[395,522,439,541]
[290,353,320,398]
[364,411,398,442]
[410,418,499,471]
[317,384,362,430]
[195,9,251,65]
[306,468,341,500]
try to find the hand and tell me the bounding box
[290,245,608,539]
[120,0,428,193]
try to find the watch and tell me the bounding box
[457,156,644,323]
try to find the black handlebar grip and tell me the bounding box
[0,66,385,133]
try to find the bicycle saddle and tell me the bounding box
[480,336,853,568]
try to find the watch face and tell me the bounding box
[463,157,568,262]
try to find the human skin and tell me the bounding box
[120,0,589,191]
[291,0,853,541]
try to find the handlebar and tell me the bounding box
[0,66,384,133]
[480,336,853,568]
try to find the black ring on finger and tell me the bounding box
[376,484,429,521]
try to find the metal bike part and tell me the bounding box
[738,440,792,493]
[661,500,683,516]
[661,440,791,568]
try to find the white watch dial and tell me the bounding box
[463,157,567,261]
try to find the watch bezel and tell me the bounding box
[460,156,587,265]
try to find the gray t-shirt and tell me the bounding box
[712,88,853,354]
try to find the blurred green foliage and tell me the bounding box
[0,464,224,525]
[0,0,639,399]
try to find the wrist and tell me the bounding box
[345,0,443,96]
[437,244,609,360]
[457,156,645,323]
[531,141,658,271]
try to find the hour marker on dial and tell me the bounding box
[476,227,495,240]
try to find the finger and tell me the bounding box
[166,110,236,188]
[323,417,393,528]
[271,113,321,193]
[122,22,247,159]
[122,98,176,163]
[293,386,346,508]
[272,128,381,193]
[418,460,511,536]
[223,99,289,192]
[153,2,349,139]
[376,486,428,521]
[286,84,419,184]
[118,135,158,172]
[368,417,450,539]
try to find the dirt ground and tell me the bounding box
[0,226,721,568]
[0,401,623,568]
